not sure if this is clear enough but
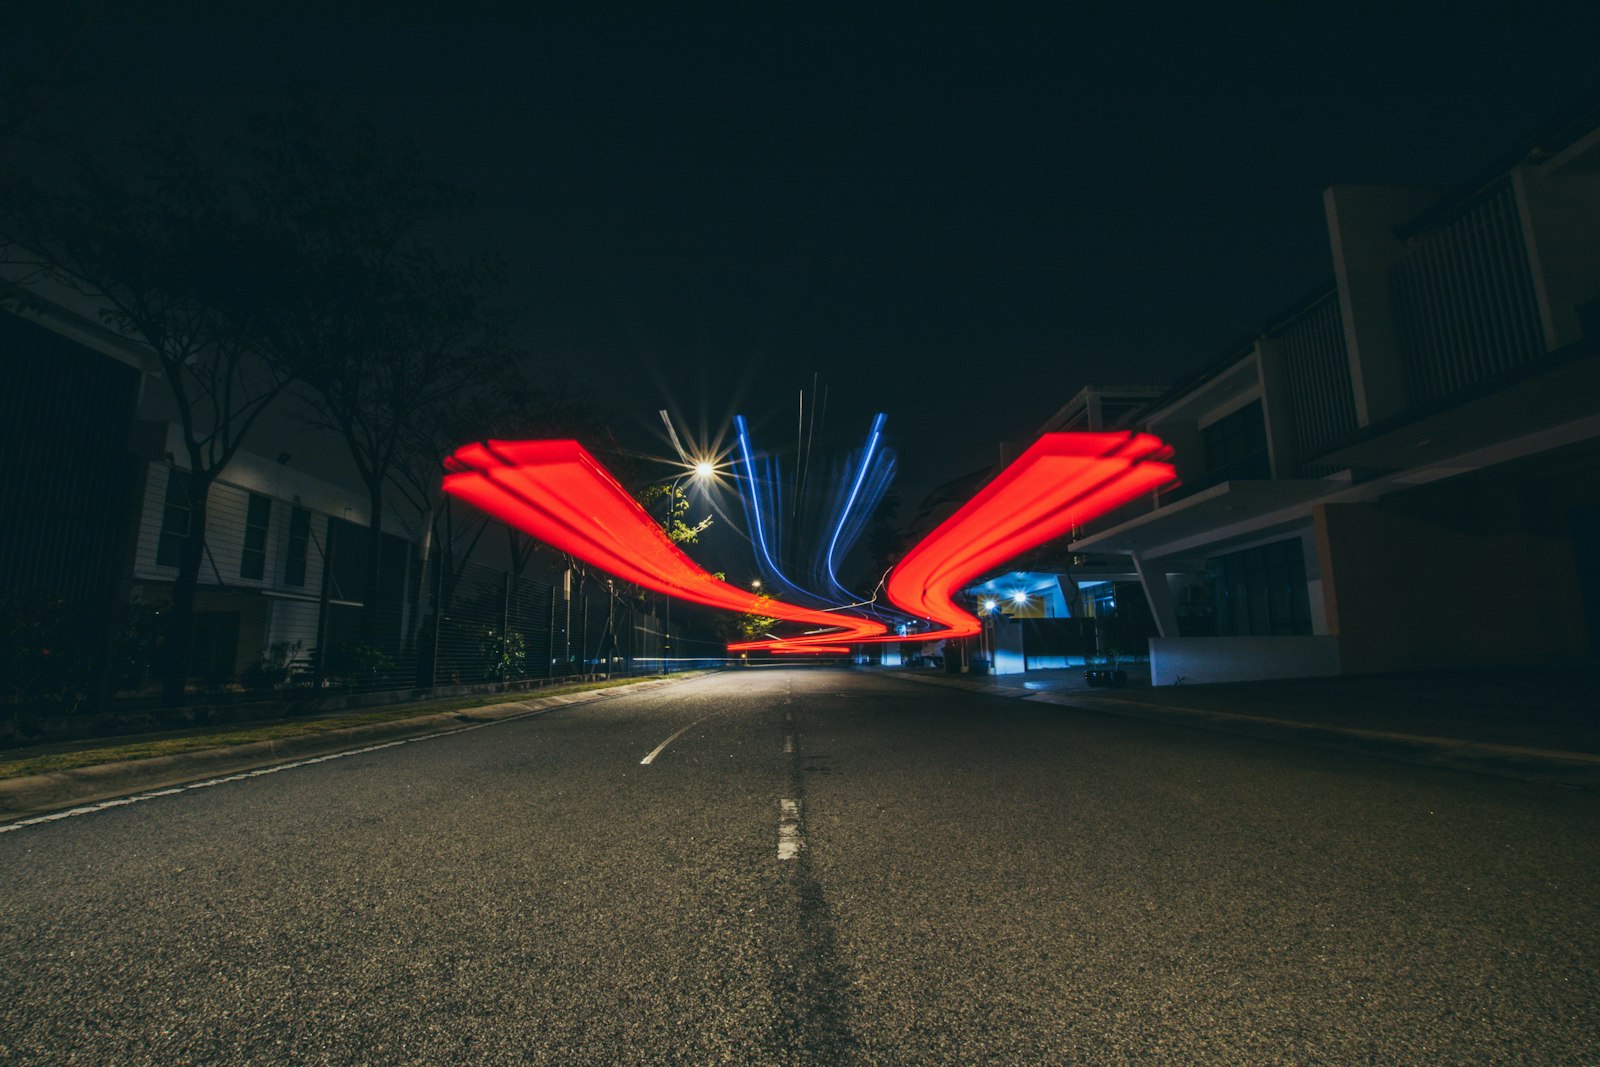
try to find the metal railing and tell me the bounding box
[1390,178,1545,405]
[1273,288,1358,471]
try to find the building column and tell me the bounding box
[1513,162,1600,352]
[1131,549,1180,639]
[1324,184,1437,427]
[1255,336,1298,478]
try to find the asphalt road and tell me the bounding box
[3,668,1597,1065]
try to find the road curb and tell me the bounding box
[0,674,698,824]
[890,671,1600,785]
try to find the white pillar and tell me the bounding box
[1132,549,1180,639]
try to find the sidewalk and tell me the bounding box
[0,674,700,827]
[894,663,1600,786]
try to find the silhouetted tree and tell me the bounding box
[3,127,297,705]
[392,361,606,586]
[242,93,500,642]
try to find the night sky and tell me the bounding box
[8,5,1600,510]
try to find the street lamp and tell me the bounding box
[661,461,717,673]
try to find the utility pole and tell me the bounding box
[313,519,336,688]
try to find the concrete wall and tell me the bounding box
[1316,491,1589,674]
[1149,635,1341,686]
[1324,184,1440,426]
[134,460,344,596]
[1516,157,1600,351]
[990,618,1026,675]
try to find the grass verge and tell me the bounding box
[0,673,688,782]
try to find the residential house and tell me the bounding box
[1069,106,1600,683]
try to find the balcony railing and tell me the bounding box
[1390,178,1545,406]
[1273,288,1356,473]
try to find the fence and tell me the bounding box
[425,557,666,687]
[0,534,671,741]
[302,551,668,694]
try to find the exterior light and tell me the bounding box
[694,461,715,480]
[981,598,997,614]
[445,431,1177,658]
[1012,591,1029,605]
[878,432,1177,642]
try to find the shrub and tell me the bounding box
[0,591,98,717]
[318,641,395,687]
[480,626,527,681]
[240,640,303,692]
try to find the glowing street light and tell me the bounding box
[440,440,887,643]
[443,431,1178,659]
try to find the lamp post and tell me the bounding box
[980,598,997,673]
[659,462,715,673]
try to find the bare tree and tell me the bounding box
[3,128,296,704]
[242,94,500,644]
[296,253,498,644]
[392,360,607,605]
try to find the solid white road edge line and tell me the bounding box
[0,699,576,834]
[0,735,425,834]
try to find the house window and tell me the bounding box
[240,493,271,580]
[1209,538,1311,636]
[284,507,311,587]
[156,469,195,567]
[1201,400,1271,485]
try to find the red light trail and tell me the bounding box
[441,440,887,645]
[875,431,1175,641]
[442,432,1176,658]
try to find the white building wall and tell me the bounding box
[131,462,171,582]
[1149,635,1341,686]
[989,618,1026,675]
[133,459,341,599]
[263,598,322,665]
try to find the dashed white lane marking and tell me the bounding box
[784,735,795,754]
[640,714,717,766]
[778,798,803,860]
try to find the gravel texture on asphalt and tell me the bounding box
[2,668,1597,1064]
